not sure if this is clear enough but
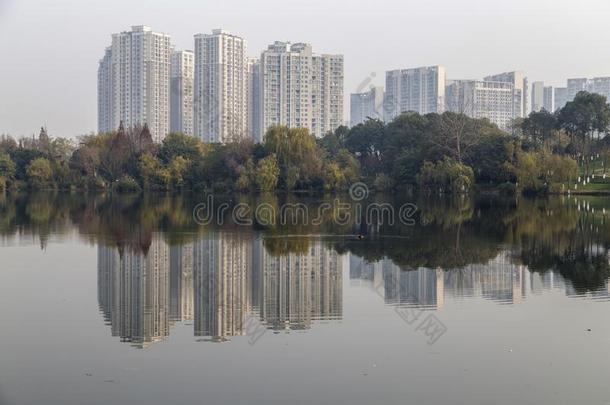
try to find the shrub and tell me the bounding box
[114,175,141,193]
[417,157,474,194]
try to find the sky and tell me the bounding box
[2,0,610,138]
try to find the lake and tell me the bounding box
[1,192,609,405]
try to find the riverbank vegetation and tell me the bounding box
[2,91,610,195]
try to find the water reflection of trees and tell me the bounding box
[2,192,610,292]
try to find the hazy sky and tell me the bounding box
[2,0,610,137]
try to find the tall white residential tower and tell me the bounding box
[259,42,344,138]
[483,71,528,118]
[350,87,384,127]
[194,29,248,143]
[170,50,195,136]
[97,26,171,142]
[446,80,516,131]
[384,65,445,121]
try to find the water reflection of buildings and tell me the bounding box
[193,234,250,342]
[97,235,170,348]
[97,234,344,347]
[256,240,343,331]
[169,243,194,322]
[349,252,554,308]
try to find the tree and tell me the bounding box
[521,109,558,145]
[159,132,206,163]
[168,156,189,188]
[558,91,610,175]
[49,138,75,162]
[0,152,16,190]
[465,133,516,184]
[69,146,100,178]
[434,112,482,163]
[417,157,474,194]
[100,122,131,181]
[264,126,324,190]
[255,154,280,191]
[38,127,51,156]
[344,118,384,171]
[319,126,349,157]
[138,153,170,190]
[26,157,53,189]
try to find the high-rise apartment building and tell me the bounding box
[531,81,544,112]
[567,78,588,102]
[384,65,445,121]
[247,57,262,142]
[588,77,610,101]
[446,80,515,131]
[483,71,528,118]
[97,26,171,142]
[170,50,194,136]
[350,87,384,127]
[194,29,248,143]
[559,76,610,106]
[259,42,344,138]
[543,86,554,112]
[97,47,113,134]
[554,87,568,111]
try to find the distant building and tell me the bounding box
[561,77,610,106]
[483,71,528,118]
[350,87,384,126]
[259,41,344,138]
[554,87,568,110]
[384,65,445,121]
[97,47,113,134]
[567,78,588,102]
[531,81,544,112]
[247,57,262,142]
[589,77,610,101]
[543,86,554,112]
[446,79,515,131]
[98,26,172,142]
[170,50,194,136]
[194,29,248,143]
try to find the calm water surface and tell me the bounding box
[1,192,609,405]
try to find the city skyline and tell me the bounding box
[3,0,610,137]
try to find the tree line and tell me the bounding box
[1,90,609,194]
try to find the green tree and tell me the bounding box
[255,154,280,191]
[264,126,324,190]
[558,91,610,175]
[0,152,16,190]
[417,157,474,194]
[26,157,53,189]
[138,153,170,190]
[168,156,189,188]
[521,109,558,145]
[159,132,206,163]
